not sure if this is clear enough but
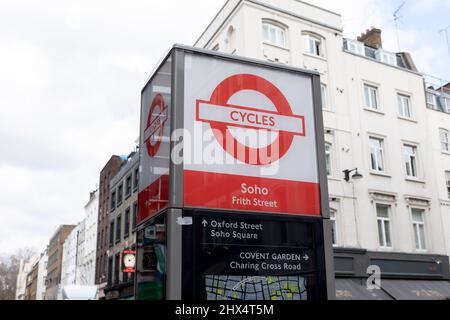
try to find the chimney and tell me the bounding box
[357,27,382,49]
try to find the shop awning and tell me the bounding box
[335,278,393,300]
[381,280,450,300]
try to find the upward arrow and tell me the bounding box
[202,220,208,227]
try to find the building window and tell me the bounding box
[124,208,130,238]
[440,129,449,152]
[375,49,397,66]
[110,190,116,211]
[364,84,379,110]
[321,83,327,108]
[376,204,392,248]
[446,171,450,199]
[346,39,364,55]
[107,257,113,285]
[133,168,139,191]
[403,144,418,178]
[369,137,385,172]
[441,96,450,112]
[330,208,337,245]
[304,34,323,57]
[117,184,123,205]
[398,94,412,118]
[109,221,114,247]
[132,202,138,229]
[262,21,286,47]
[426,92,437,109]
[116,214,122,243]
[325,143,332,176]
[411,208,426,250]
[125,175,132,197]
[114,254,120,285]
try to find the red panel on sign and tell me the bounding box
[184,170,320,216]
[138,174,169,223]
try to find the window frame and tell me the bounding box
[125,175,132,198]
[376,203,393,249]
[445,171,450,199]
[304,33,324,57]
[115,214,122,244]
[124,207,131,238]
[346,39,365,55]
[440,128,450,152]
[133,168,139,192]
[325,142,332,177]
[364,84,379,110]
[397,93,412,119]
[330,208,338,246]
[320,83,328,109]
[262,21,287,48]
[411,208,427,251]
[426,92,437,109]
[403,144,419,178]
[369,136,386,173]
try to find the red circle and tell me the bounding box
[209,74,294,165]
[145,94,166,158]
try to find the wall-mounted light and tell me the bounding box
[343,168,363,182]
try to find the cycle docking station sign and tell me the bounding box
[137,45,334,300]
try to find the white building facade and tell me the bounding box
[35,250,48,300]
[61,190,99,288]
[61,222,83,286]
[78,190,99,286]
[194,0,450,299]
[15,256,38,300]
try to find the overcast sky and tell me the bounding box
[1,0,449,255]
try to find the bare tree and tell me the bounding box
[0,248,38,300]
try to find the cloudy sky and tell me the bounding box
[1,0,449,255]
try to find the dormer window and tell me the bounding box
[262,21,286,47]
[346,39,365,55]
[375,49,397,66]
[426,92,437,109]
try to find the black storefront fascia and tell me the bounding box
[104,280,135,300]
[334,248,450,300]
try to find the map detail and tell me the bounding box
[205,275,308,300]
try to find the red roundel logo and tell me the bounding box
[196,74,305,165]
[144,94,168,158]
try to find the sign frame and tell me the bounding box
[138,45,335,299]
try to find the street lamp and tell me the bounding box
[343,168,363,182]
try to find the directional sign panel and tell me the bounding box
[183,210,326,301]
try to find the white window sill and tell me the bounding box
[414,249,428,254]
[370,171,392,178]
[363,107,384,115]
[327,176,341,182]
[262,41,290,51]
[397,116,418,123]
[405,177,426,184]
[303,52,327,61]
[322,107,334,113]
